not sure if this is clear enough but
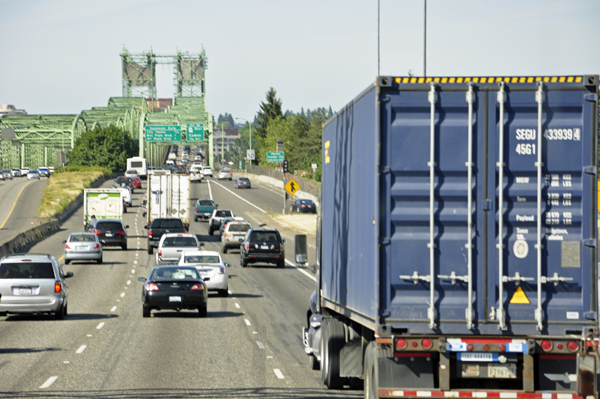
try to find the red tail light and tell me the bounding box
[145,283,159,291]
[190,283,204,291]
[65,244,71,249]
[55,281,62,293]
[219,267,225,274]
[158,250,162,258]
[541,340,553,351]
[195,207,198,212]
[93,244,100,249]
[567,340,579,352]
[116,230,125,235]
[280,243,284,251]
[244,242,249,251]
[396,338,407,349]
[148,230,153,237]
[421,338,433,349]
[93,230,101,235]
[183,230,187,234]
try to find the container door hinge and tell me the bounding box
[380,95,391,103]
[482,200,493,211]
[583,166,597,175]
[583,239,597,248]
[584,93,598,102]
[584,312,597,321]
[379,237,390,246]
[379,166,391,175]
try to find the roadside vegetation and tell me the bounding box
[38,166,109,220]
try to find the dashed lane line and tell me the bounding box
[96,322,105,330]
[244,319,251,326]
[40,376,58,388]
[274,369,285,379]
[76,345,86,354]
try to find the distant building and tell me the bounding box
[0,104,27,118]
[213,128,240,158]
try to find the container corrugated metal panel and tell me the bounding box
[321,76,599,336]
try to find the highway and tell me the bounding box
[0,176,49,244]
[0,175,359,398]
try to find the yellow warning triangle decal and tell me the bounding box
[510,286,530,304]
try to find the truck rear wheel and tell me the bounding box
[320,318,346,389]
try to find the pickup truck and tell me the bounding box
[208,209,234,235]
[155,233,202,265]
[145,218,187,254]
[194,199,217,222]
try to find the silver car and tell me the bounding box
[1,169,13,180]
[27,170,40,180]
[11,168,22,177]
[64,232,103,264]
[0,253,73,319]
[218,169,232,180]
[221,221,252,253]
[178,250,229,297]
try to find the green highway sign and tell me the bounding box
[267,151,284,163]
[186,123,205,141]
[145,125,182,142]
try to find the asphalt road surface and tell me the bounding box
[0,176,361,398]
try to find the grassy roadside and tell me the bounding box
[38,166,110,220]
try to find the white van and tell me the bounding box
[126,157,147,180]
[166,160,175,167]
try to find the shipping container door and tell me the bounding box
[490,84,597,335]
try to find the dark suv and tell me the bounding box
[240,229,285,268]
[146,218,186,254]
[93,219,129,250]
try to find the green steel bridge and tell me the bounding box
[0,48,212,170]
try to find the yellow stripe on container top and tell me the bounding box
[393,76,584,84]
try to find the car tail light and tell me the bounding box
[183,230,187,234]
[190,283,204,291]
[396,338,407,349]
[93,230,101,235]
[158,250,162,258]
[55,281,62,293]
[421,338,433,349]
[93,244,100,249]
[224,233,228,238]
[149,230,153,237]
[219,267,225,274]
[280,243,284,251]
[541,340,553,351]
[195,207,198,212]
[145,283,159,291]
[244,242,249,251]
[116,230,125,235]
[65,244,71,249]
[567,340,579,352]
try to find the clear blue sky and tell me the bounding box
[1,0,598,120]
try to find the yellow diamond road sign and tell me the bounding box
[285,177,300,197]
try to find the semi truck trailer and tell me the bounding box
[300,75,600,398]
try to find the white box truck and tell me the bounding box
[83,189,124,229]
[146,171,191,230]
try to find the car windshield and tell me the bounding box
[229,223,251,232]
[183,255,220,264]
[251,232,280,242]
[69,234,97,242]
[153,220,184,228]
[0,262,55,279]
[151,267,199,280]
[96,222,123,231]
[215,210,232,218]
[198,200,214,206]
[162,237,197,247]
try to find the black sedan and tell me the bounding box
[139,266,208,318]
[291,199,317,214]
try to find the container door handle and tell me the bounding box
[541,273,574,286]
[427,82,438,330]
[502,272,535,286]
[465,82,475,330]
[496,82,508,331]
[534,82,545,331]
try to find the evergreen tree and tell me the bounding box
[254,87,283,141]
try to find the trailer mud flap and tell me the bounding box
[577,354,596,397]
[378,352,436,390]
[340,340,363,378]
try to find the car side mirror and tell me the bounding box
[125,225,130,229]
[144,225,148,229]
[224,263,230,267]
[65,272,74,278]
[282,239,286,243]
[138,277,146,282]
[198,242,205,247]
[295,234,308,265]
[62,240,67,244]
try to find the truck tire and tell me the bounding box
[320,318,346,389]
[143,305,151,318]
[364,341,377,399]
[241,258,248,268]
[198,304,208,318]
[208,227,213,236]
[147,244,153,255]
[222,246,228,254]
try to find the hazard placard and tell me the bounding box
[510,286,530,304]
[284,177,300,197]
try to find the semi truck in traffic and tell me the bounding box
[299,75,600,398]
[145,170,191,231]
[83,189,124,228]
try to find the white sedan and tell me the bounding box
[177,250,229,297]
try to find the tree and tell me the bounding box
[67,126,138,174]
[254,87,283,141]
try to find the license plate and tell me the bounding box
[19,288,32,295]
[459,352,494,362]
[462,364,480,377]
[169,296,182,302]
[77,246,88,251]
[105,233,113,237]
[261,245,269,250]
[488,364,517,378]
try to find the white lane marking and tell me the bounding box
[40,376,58,388]
[244,319,251,326]
[209,180,266,213]
[235,303,240,309]
[127,280,131,285]
[111,306,117,312]
[76,345,86,354]
[256,341,264,349]
[120,293,126,298]
[63,361,70,364]
[131,269,135,274]
[274,369,285,379]
[285,259,316,281]
[253,331,258,335]
[87,334,92,337]
[134,261,138,264]
[135,253,139,257]
[97,322,105,329]
[267,356,273,359]
[207,179,213,200]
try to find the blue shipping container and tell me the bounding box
[321,76,598,336]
